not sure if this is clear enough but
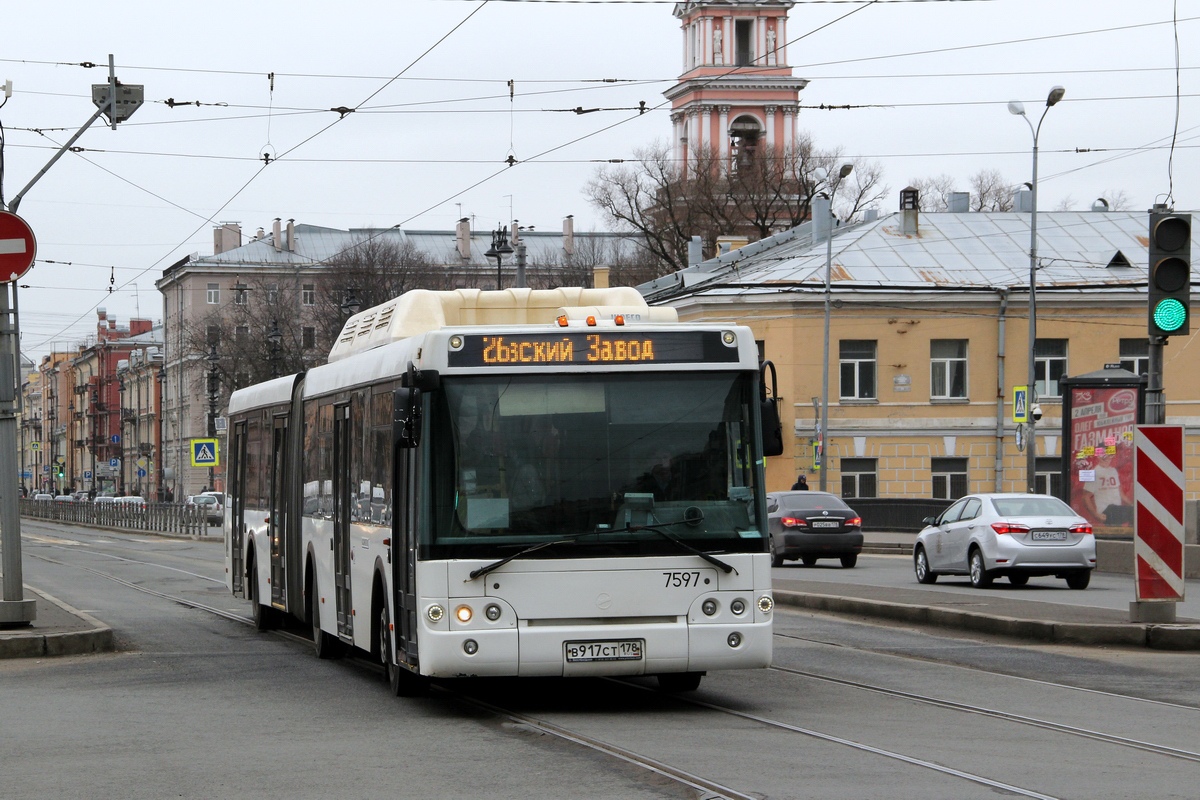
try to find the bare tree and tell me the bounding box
[970,169,1015,212]
[315,235,452,352]
[907,174,958,211]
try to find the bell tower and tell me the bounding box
[665,1,808,173]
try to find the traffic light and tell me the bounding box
[1148,211,1191,337]
[56,465,64,479]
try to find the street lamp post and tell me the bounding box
[267,320,282,379]
[817,163,853,493]
[1009,85,1065,493]
[485,224,513,291]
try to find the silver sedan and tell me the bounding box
[914,493,1096,589]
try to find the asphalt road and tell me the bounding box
[6,523,1200,799]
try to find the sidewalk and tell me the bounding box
[0,586,113,659]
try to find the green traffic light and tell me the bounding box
[1154,298,1188,333]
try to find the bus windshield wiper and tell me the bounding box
[628,523,737,575]
[466,531,599,581]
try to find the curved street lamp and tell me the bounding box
[485,224,513,291]
[1009,85,1065,493]
[817,163,853,493]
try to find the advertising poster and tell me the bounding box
[1067,386,1137,537]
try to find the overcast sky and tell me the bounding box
[2,0,1195,360]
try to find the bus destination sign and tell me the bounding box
[448,331,740,367]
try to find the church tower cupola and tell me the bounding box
[665,1,808,173]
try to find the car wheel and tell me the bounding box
[657,672,703,692]
[769,535,783,568]
[914,547,938,584]
[1065,571,1091,590]
[968,548,993,588]
[840,554,858,569]
[801,556,817,567]
[1008,574,1029,587]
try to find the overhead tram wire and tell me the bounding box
[26,2,492,354]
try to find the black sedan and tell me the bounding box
[766,491,864,568]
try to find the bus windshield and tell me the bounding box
[425,372,764,559]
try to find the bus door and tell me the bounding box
[230,421,247,596]
[392,388,420,665]
[332,403,353,638]
[268,414,288,608]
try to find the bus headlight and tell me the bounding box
[701,599,718,616]
[455,605,473,624]
[757,595,774,614]
[427,604,445,622]
[485,604,502,621]
[730,598,746,616]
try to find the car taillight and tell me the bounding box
[846,516,862,528]
[1069,523,1093,535]
[991,521,1030,535]
[781,516,807,528]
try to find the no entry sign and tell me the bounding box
[0,211,37,282]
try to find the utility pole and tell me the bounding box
[0,56,141,627]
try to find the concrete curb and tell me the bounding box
[0,588,114,659]
[773,589,1200,650]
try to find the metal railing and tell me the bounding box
[20,499,213,537]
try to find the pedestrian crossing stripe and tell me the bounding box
[191,438,220,467]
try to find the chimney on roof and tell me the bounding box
[688,236,704,266]
[1014,188,1033,213]
[948,192,970,213]
[272,218,282,252]
[130,319,152,336]
[563,215,575,257]
[1092,198,1110,212]
[593,265,610,289]
[456,218,471,261]
[213,222,242,255]
[256,227,265,240]
[863,208,880,223]
[286,219,296,252]
[900,187,919,235]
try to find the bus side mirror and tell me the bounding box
[759,360,784,457]
[393,387,422,449]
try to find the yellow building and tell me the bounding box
[642,193,1198,510]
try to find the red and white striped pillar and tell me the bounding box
[1133,425,1185,604]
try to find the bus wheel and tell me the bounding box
[311,578,341,660]
[248,568,273,631]
[657,672,703,692]
[380,603,427,697]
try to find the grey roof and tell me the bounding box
[168,224,642,275]
[640,210,1192,302]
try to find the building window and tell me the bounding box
[839,340,876,400]
[302,283,315,306]
[1035,456,1062,498]
[206,283,220,305]
[1119,338,1148,376]
[1034,339,1067,399]
[930,339,968,399]
[233,283,248,305]
[206,325,221,346]
[267,283,279,305]
[302,326,316,350]
[931,457,968,500]
[734,19,754,66]
[840,458,877,498]
[235,325,249,346]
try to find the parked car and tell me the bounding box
[199,491,225,512]
[766,491,864,568]
[114,495,147,512]
[186,494,222,524]
[93,495,116,506]
[32,493,54,502]
[53,494,75,502]
[914,493,1095,589]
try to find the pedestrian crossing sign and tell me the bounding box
[191,438,220,467]
[1012,386,1030,423]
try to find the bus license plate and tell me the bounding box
[1032,530,1067,541]
[564,639,644,663]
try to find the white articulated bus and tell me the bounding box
[225,287,778,694]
